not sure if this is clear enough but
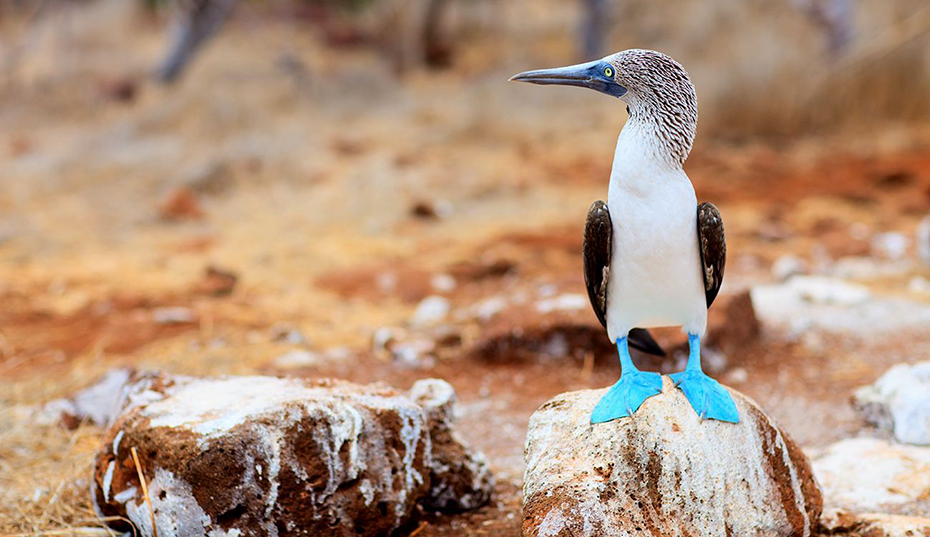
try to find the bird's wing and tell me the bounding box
[697,202,727,308]
[584,201,665,356]
[583,200,612,329]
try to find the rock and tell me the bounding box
[790,276,871,306]
[180,160,233,196]
[429,273,456,293]
[196,265,238,297]
[909,276,930,296]
[871,232,910,261]
[535,293,587,314]
[523,379,822,537]
[98,77,138,103]
[270,350,322,369]
[409,379,494,511]
[411,295,451,327]
[92,374,491,536]
[151,307,197,325]
[810,438,930,512]
[917,216,930,266]
[44,368,136,428]
[853,361,930,445]
[820,508,930,537]
[772,254,808,281]
[705,290,761,357]
[158,187,204,221]
[751,277,930,336]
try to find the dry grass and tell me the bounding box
[0,410,108,535]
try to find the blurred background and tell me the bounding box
[1,0,929,534]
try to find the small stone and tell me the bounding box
[430,273,456,293]
[475,296,507,321]
[772,254,808,281]
[392,340,436,369]
[270,324,308,345]
[44,368,135,428]
[271,350,321,369]
[180,160,232,196]
[791,276,871,305]
[409,379,494,511]
[853,361,930,445]
[158,187,204,221]
[705,291,760,357]
[871,232,910,260]
[523,380,822,536]
[372,327,400,356]
[411,295,451,327]
[534,293,586,314]
[99,77,138,103]
[196,265,237,297]
[810,437,930,512]
[726,367,749,384]
[917,215,930,265]
[909,276,930,295]
[151,307,197,325]
[820,508,930,537]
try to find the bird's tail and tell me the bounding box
[628,328,665,356]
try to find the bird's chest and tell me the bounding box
[604,174,704,330]
[607,177,698,265]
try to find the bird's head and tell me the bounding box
[510,49,697,166]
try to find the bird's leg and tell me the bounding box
[669,334,739,423]
[590,335,663,424]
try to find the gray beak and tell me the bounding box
[509,59,627,98]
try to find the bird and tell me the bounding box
[510,49,738,424]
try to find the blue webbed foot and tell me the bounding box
[591,369,662,423]
[670,368,739,423]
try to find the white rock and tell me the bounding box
[430,273,456,293]
[820,508,930,537]
[751,276,930,336]
[831,256,911,280]
[152,307,197,324]
[853,361,930,445]
[270,350,321,369]
[791,275,871,305]
[810,437,930,511]
[917,215,930,265]
[871,232,910,260]
[411,295,451,326]
[43,368,135,427]
[475,296,508,321]
[909,276,930,295]
[535,293,587,313]
[523,379,822,537]
[772,254,808,281]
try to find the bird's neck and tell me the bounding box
[624,105,694,164]
[608,114,694,198]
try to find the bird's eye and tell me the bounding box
[604,66,613,77]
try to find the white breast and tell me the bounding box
[604,122,707,342]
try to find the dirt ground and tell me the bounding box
[1,3,930,535]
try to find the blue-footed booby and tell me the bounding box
[511,49,738,424]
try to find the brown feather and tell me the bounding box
[697,202,726,308]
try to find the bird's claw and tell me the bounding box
[591,370,663,424]
[669,369,739,423]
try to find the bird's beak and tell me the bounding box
[509,60,627,98]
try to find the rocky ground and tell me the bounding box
[1,3,930,535]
